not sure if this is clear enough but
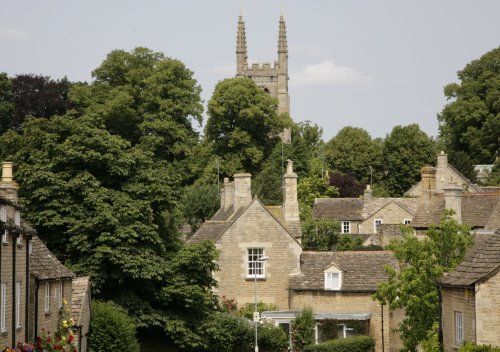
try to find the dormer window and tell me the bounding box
[324,264,342,291]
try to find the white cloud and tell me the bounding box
[0,27,29,40]
[291,60,371,87]
[211,64,235,77]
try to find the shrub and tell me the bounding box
[88,300,139,352]
[303,335,375,352]
[291,308,315,352]
[258,323,289,352]
[459,343,500,352]
[200,312,254,352]
[238,301,278,320]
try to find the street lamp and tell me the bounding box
[254,256,269,352]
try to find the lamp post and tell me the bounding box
[254,256,269,352]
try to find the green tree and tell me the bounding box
[200,312,254,352]
[180,182,220,234]
[205,78,287,176]
[438,46,500,164]
[324,126,383,184]
[382,124,435,196]
[291,308,316,352]
[374,210,473,351]
[88,301,140,352]
[448,150,477,183]
[0,72,14,134]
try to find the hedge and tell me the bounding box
[459,343,500,352]
[303,335,375,352]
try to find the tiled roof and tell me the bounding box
[290,251,397,291]
[211,205,234,221]
[71,276,90,325]
[412,193,500,228]
[313,197,419,221]
[439,231,500,287]
[187,221,231,244]
[30,235,75,280]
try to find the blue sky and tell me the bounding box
[1,0,499,140]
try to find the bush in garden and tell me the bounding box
[88,301,139,352]
[459,343,500,352]
[303,335,375,352]
[291,308,315,352]
[257,323,289,352]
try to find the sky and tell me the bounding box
[1,0,499,141]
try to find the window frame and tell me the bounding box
[14,210,21,226]
[0,283,6,332]
[403,219,411,225]
[15,282,21,328]
[247,248,265,278]
[56,281,63,309]
[455,311,463,346]
[341,221,350,234]
[1,207,7,243]
[324,272,341,291]
[374,219,382,232]
[44,282,50,313]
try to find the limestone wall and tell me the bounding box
[441,287,476,352]
[475,273,500,347]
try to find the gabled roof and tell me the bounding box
[411,193,500,229]
[439,231,500,287]
[30,235,75,280]
[290,251,397,292]
[71,276,91,325]
[313,197,419,222]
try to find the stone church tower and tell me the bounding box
[236,15,291,142]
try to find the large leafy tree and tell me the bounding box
[205,77,287,176]
[0,73,14,134]
[324,126,383,184]
[374,210,473,351]
[382,124,435,196]
[438,46,500,165]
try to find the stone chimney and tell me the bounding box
[364,185,373,201]
[283,160,299,222]
[444,183,462,224]
[0,161,18,203]
[223,178,235,210]
[233,173,252,209]
[437,151,448,170]
[421,165,437,195]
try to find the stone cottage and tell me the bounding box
[438,230,500,351]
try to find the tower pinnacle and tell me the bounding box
[236,15,248,76]
[278,14,287,54]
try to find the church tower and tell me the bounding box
[236,14,291,142]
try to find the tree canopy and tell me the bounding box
[438,46,500,164]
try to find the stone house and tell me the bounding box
[71,276,91,352]
[438,230,500,351]
[189,160,302,309]
[0,162,34,347]
[313,185,419,241]
[406,151,483,197]
[0,162,91,351]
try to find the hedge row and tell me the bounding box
[303,336,374,352]
[459,343,500,352]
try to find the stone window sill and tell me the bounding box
[245,277,267,281]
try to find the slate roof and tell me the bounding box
[439,231,500,287]
[313,197,420,222]
[30,235,76,280]
[289,251,397,291]
[412,193,500,229]
[71,276,90,325]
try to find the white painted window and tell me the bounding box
[1,207,7,243]
[337,324,355,339]
[44,282,50,313]
[1,284,6,332]
[403,219,411,225]
[374,219,382,232]
[341,221,350,234]
[14,210,21,226]
[455,311,463,345]
[56,281,63,308]
[17,234,23,246]
[247,248,265,278]
[15,282,21,328]
[324,272,341,290]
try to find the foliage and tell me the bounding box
[257,323,290,352]
[448,150,477,183]
[459,343,500,352]
[438,46,500,164]
[374,210,473,351]
[36,299,78,352]
[382,124,435,196]
[324,126,383,184]
[335,235,364,251]
[303,335,375,352]
[205,77,287,176]
[0,72,14,135]
[291,308,316,352]
[486,158,500,186]
[199,312,254,352]
[238,301,278,320]
[180,182,220,234]
[88,300,140,352]
[420,322,440,352]
[328,172,365,198]
[301,218,340,250]
[299,175,338,206]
